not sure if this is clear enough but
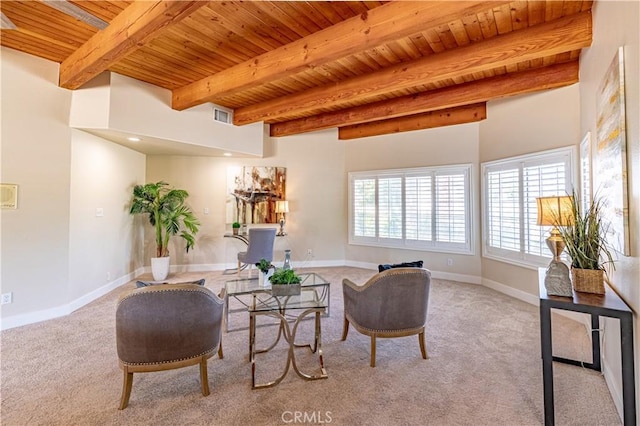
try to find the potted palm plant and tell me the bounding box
[556,193,615,294]
[130,181,200,281]
[269,268,302,296]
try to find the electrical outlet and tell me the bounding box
[1,292,12,305]
[307,249,313,256]
[447,258,453,266]
[106,272,111,281]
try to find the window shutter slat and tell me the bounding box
[483,147,574,266]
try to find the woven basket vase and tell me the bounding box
[571,268,605,294]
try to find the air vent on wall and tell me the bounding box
[213,108,232,124]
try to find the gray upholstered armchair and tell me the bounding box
[115,283,224,409]
[342,268,432,367]
[237,228,276,274]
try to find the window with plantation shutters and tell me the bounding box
[378,177,403,239]
[405,175,432,242]
[353,178,376,238]
[482,146,576,268]
[349,165,472,254]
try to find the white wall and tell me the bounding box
[144,129,347,270]
[68,130,146,301]
[479,84,582,295]
[1,47,147,328]
[578,0,639,418]
[1,47,72,318]
[69,72,267,156]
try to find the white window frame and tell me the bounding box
[481,146,577,269]
[348,164,474,255]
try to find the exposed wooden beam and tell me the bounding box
[234,11,591,126]
[59,1,208,90]
[171,1,510,111]
[338,103,487,140]
[271,61,579,137]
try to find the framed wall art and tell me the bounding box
[226,166,286,224]
[594,46,629,256]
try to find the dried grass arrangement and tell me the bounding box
[555,192,615,293]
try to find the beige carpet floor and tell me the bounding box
[1,267,621,425]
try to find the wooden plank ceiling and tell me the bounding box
[1,0,592,140]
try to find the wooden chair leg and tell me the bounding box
[341,317,349,341]
[199,358,210,396]
[218,340,224,359]
[118,370,134,410]
[370,334,376,367]
[419,330,429,359]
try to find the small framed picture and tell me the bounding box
[1,184,18,209]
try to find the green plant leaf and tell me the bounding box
[269,268,302,284]
[555,190,615,272]
[129,181,200,257]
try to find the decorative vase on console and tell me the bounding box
[283,249,292,270]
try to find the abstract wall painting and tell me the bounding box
[594,46,629,256]
[579,132,591,214]
[226,166,286,224]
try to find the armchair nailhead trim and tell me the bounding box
[120,347,216,367]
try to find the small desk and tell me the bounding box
[538,269,636,425]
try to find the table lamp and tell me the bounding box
[275,200,289,236]
[536,195,574,297]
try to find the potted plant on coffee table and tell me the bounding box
[129,181,200,281]
[556,192,615,294]
[269,268,302,296]
[256,258,275,287]
[232,221,241,235]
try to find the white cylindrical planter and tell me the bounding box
[151,256,170,281]
[259,269,274,287]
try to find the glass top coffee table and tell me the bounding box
[223,272,330,332]
[224,272,330,388]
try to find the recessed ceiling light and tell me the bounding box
[223,152,232,157]
[127,136,141,142]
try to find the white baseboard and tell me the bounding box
[1,267,145,330]
[1,304,70,331]
[343,261,483,285]
[602,353,624,420]
[432,271,482,284]
[481,277,589,326]
[481,278,540,305]
[344,260,377,270]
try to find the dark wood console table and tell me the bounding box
[538,269,636,425]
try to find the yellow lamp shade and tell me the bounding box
[275,200,289,214]
[536,195,574,226]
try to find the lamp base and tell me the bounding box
[544,260,572,297]
[277,218,287,236]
